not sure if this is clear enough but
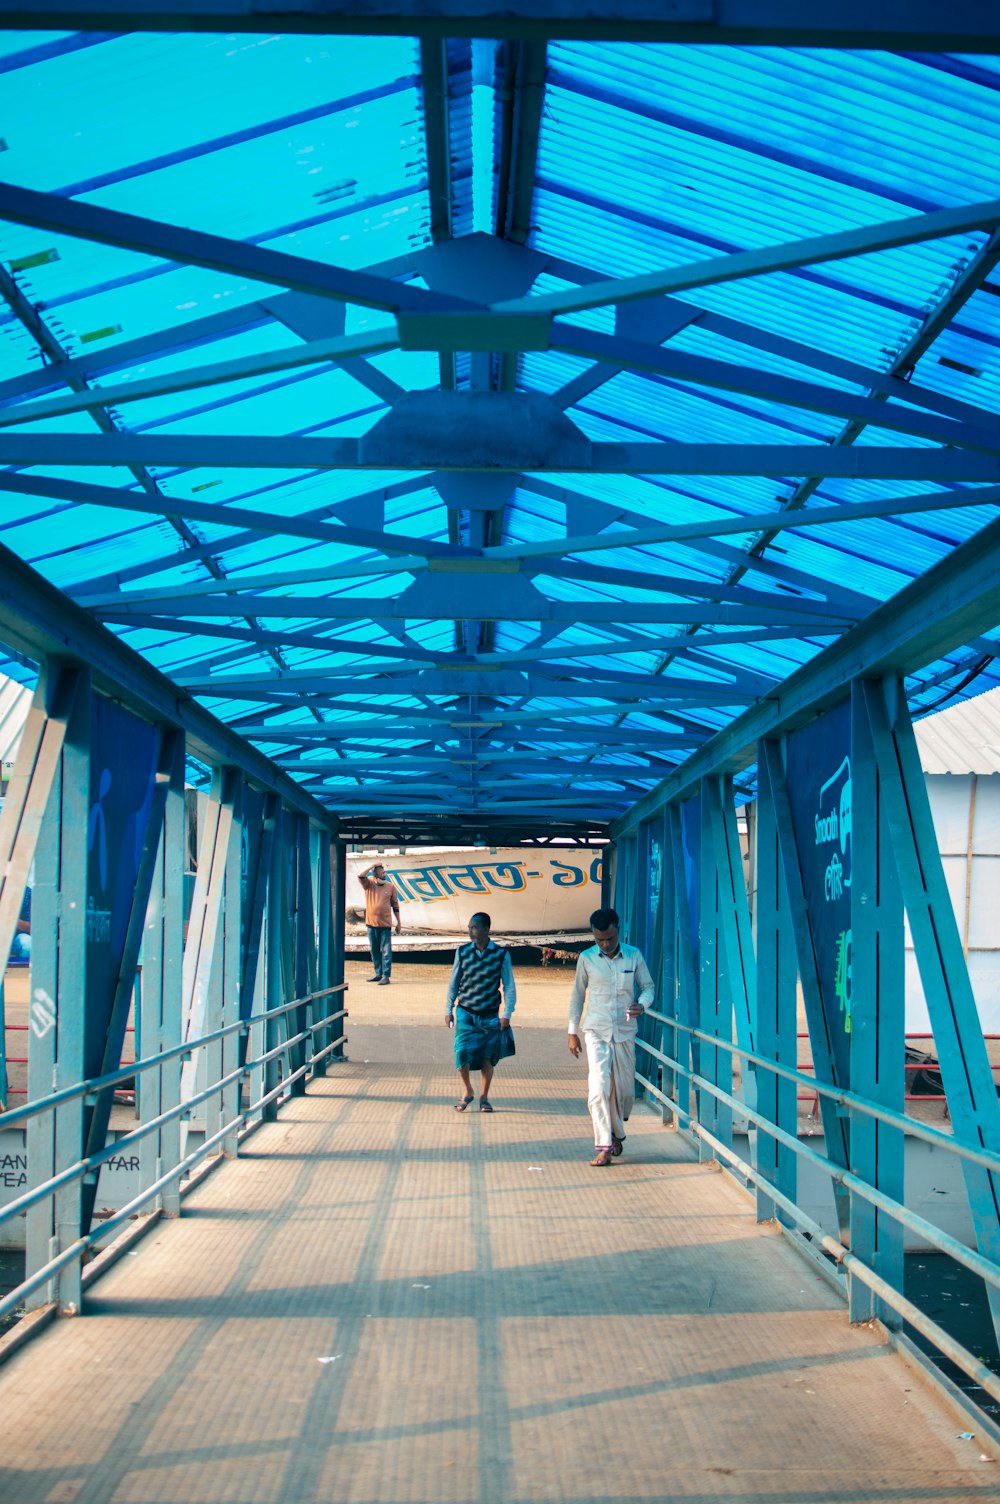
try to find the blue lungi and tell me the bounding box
[454,1007,505,1070]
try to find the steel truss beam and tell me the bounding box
[240,725,701,746]
[94,593,850,627]
[0,0,996,49]
[491,487,1000,565]
[0,544,336,828]
[3,432,999,480]
[0,181,473,316]
[551,323,1000,453]
[611,507,1000,832]
[0,472,453,562]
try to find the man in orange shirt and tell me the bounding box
[359,862,402,985]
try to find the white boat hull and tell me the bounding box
[346,848,603,935]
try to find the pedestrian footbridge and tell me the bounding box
[1,985,995,1504]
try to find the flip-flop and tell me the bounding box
[479,1099,494,1113]
[454,1095,474,1111]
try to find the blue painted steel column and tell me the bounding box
[762,735,851,1242]
[707,776,756,1111]
[26,664,90,1314]
[699,778,732,1159]
[313,829,333,1078]
[636,813,667,1111]
[292,812,318,1092]
[601,843,616,911]
[631,822,651,1102]
[239,791,277,1078]
[219,772,243,1157]
[848,678,906,1324]
[616,831,638,940]
[137,729,185,1219]
[263,804,287,1120]
[862,676,1000,1340]
[330,840,346,1061]
[655,809,677,1125]
[669,799,700,1130]
[754,742,798,1224]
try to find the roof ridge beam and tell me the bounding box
[7,433,1000,477]
[2,3,997,49]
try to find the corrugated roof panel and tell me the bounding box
[3,34,1000,836]
[549,45,1000,208]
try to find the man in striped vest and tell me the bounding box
[445,912,517,1112]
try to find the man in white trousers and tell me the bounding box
[568,907,655,1166]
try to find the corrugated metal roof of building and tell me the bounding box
[1,31,1000,839]
[915,685,1000,775]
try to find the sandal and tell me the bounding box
[454,1095,474,1111]
[612,1135,624,1157]
[590,1149,613,1167]
[479,1099,494,1113]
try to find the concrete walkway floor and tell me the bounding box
[0,976,997,1503]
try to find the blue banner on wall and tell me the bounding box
[85,694,157,1078]
[784,699,853,1086]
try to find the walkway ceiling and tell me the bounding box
[2,5,1000,844]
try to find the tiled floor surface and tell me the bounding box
[0,963,995,1502]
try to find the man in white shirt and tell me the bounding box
[568,907,655,1166]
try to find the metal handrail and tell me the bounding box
[0,1004,349,1232]
[645,1007,1000,1176]
[0,983,348,1129]
[634,1062,1000,1412]
[637,1034,1000,1295]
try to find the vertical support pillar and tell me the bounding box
[263,804,288,1119]
[27,664,91,1313]
[699,779,732,1159]
[669,799,700,1132]
[631,823,651,1102]
[755,742,798,1224]
[219,773,244,1157]
[862,676,1000,1339]
[762,735,852,1242]
[601,842,616,912]
[139,729,185,1218]
[657,809,678,1125]
[707,776,757,1114]
[181,767,237,1151]
[849,678,905,1323]
[287,813,310,1096]
[240,789,276,1101]
[330,840,347,1061]
[313,831,333,1078]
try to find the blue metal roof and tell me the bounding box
[1,27,1000,840]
